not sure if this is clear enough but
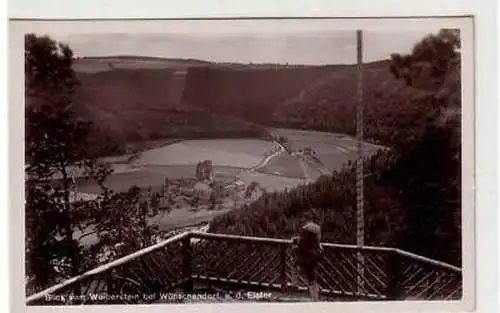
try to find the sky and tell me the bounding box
[35,22,438,65]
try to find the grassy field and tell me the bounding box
[77,164,247,194]
[76,138,278,194]
[76,131,383,195]
[270,128,384,172]
[238,171,305,192]
[76,165,197,194]
[137,139,277,168]
[148,207,234,232]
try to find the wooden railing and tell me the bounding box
[26,231,462,305]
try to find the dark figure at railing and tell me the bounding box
[292,222,323,301]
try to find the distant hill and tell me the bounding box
[269,60,406,137]
[72,66,269,155]
[72,55,335,73]
[70,56,405,155]
[182,59,404,133]
[181,64,341,123]
[72,56,214,73]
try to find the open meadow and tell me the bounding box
[269,128,384,172]
[77,132,383,195]
[137,139,277,168]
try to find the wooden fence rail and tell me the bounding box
[26,231,462,305]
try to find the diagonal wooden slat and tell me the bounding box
[401,262,419,277]
[211,242,262,277]
[425,275,457,300]
[27,231,463,304]
[333,249,386,297]
[87,278,103,294]
[231,246,261,280]
[211,245,244,276]
[239,250,269,281]
[320,255,356,293]
[364,253,388,282]
[324,250,357,291]
[444,285,462,300]
[373,253,389,277]
[262,259,282,286]
[197,250,226,275]
[338,250,359,273]
[140,253,173,285]
[317,263,348,293]
[401,265,425,288]
[361,257,387,290]
[249,250,281,284]
[413,271,441,299]
[403,269,436,297]
[203,241,234,273]
[256,250,281,283]
[79,277,95,295]
[354,266,385,297]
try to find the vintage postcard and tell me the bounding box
[9,16,475,312]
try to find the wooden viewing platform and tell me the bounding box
[26,231,462,305]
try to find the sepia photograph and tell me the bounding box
[10,17,474,310]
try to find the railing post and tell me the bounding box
[106,269,118,304]
[280,244,288,291]
[182,234,193,293]
[72,281,81,304]
[387,251,401,300]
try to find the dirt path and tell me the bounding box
[296,158,313,183]
[247,141,285,173]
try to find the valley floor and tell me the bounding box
[72,132,383,251]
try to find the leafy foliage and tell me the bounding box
[24,34,162,295]
[25,33,95,293]
[389,29,460,90]
[76,187,162,269]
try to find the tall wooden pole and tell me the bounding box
[356,29,365,297]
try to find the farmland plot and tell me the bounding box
[270,128,384,171]
[75,139,277,193]
[238,171,305,192]
[76,165,198,194]
[138,139,277,168]
[256,153,306,179]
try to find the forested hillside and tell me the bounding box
[72,68,269,155]
[182,66,336,123]
[70,57,414,152]
[269,60,402,136]
[70,60,341,156]
[210,29,462,266]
